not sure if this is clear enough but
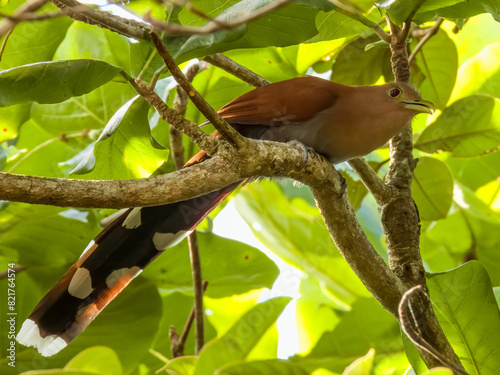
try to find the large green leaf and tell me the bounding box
[64,346,122,375]
[412,30,458,109]
[0,7,72,70]
[142,232,280,298]
[70,96,169,179]
[293,298,404,374]
[0,104,31,142]
[451,42,500,102]
[412,157,454,221]
[193,297,291,375]
[31,80,137,134]
[0,60,122,106]
[378,0,499,24]
[217,359,309,375]
[54,22,131,74]
[309,10,370,43]
[444,151,500,191]
[425,261,500,374]
[0,203,101,267]
[331,35,391,85]
[174,0,333,62]
[234,181,370,307]
[415,95,500,157]
[2,119,85,177]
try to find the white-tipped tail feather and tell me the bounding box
[16,319,67,357]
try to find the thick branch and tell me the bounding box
[0,137,334,208]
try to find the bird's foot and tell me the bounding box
[288,140,319,169]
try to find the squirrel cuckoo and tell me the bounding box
[17,76,434,356]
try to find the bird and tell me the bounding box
[16,76,434,357]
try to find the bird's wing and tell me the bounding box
[218,76,340,125]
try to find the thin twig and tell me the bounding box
[203,54,270,88]
[144,0,291,36]
[0,10,63,21]
[347,157,390,203]
[171,62,204,169]
[329,0,390,43]
[169,281,209,359]
[0,28,13,62]
[399,286,469,375]
[408,18,443,64]
[0,0,49,37]
[187,232,205,353]
[149,31,246,149]
[52,0,149,39]
[127,75,221,155]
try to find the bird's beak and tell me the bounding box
[401,99,435,114]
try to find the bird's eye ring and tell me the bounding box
[389,87,402,98]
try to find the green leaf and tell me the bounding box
[151,293,217,358]
[421,368,454,375]
[70,96,169,179]
[331,35,391,85]
[426,261,500,374]
[451,42,500,102]
[217,359,309,375]
[235,181,370,307]
[193,297,291,375]
[444,151,500,191]
[2,119,84,177]
[65,346,122,375]
[310,10,370,42]
[415,95,500,157]
[342,349,375,375]
[31,80,137,134]
[174,1,327,62]
[412,157,454,221]
[305,298,402,359]
[294,298,403,374]
[0,103,31,142]
[414,0,500,24]
[379,0,499,24]
[0,60,122,107]
[54,22,131,74]
[0,11,72,70]
[412,30,458,109]
[142,232,280,298]
[0,203,101,267]
[163,356,197,375]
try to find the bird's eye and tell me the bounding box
[389,87,402,98]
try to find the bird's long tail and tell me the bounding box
[16,149,242,357]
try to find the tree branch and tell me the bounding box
[378,4,467,372]
[408,18,444,64]
[347,157,390,203]
[51,0,149,39]
[203,54,270,88]
[149,31,247,149]
[0,0,49,37]
[144,0,291,36]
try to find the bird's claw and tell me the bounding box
[288,140,318,169]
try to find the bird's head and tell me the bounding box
[384,82,435,115]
